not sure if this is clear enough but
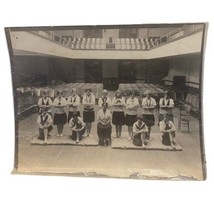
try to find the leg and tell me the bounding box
[141,132,147,148]
[128,126,133,140]
[118,125,122,138]
[85,123,89,136]
[38,128,44,140]
[97,124,102,145]
[76,131,80,143]
[147,126,151,139]
[169,131,176,148]
[115,125,119,138]
[57,125,60,136]
[57,124,64,136]
[88,122,92,136]
[44,128,48,143]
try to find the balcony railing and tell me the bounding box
[29,24,204,51]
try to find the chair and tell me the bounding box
[178,105,191,132]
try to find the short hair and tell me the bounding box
[144,90,150,96]
[103,89,108,94]
[102,102,108,108]
[71,88,77,93]
[115,90,121,96]
[85,87,92,92]
[42,90,48,95]
[163,113,170,120]
[136,114,144,120]
[129,91,135,96]
[56,90,63,96]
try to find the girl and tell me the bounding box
[98,89,112,108]
[37,107,53,143]
[67,88,81,122]
[132,115,148,148]
[112,90,126,138]
[69,112,86,143]
[159,91,174,123]
[38,89,53,115]
[126,91,139,140]
[82,87,95,137]
[142,90,157,140]
[53,90,67,137]
[159,113,176,148]
[97,103,112,146]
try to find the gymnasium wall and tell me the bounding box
[13,56,50,87]
[163,54,201,88]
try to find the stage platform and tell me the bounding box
[31,135,99,146]
[31,133,182,151]
[111,133,182,151]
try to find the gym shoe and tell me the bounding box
[128,137,131,141]
[60,134,63,137]
[57,134,60,137]
[142,144,146,149]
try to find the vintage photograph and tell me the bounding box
[5,23,207,180]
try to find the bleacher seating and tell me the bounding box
[118,83,166,97]
[58,35,162,51]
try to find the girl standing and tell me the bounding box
[97,103,112,146]
[142,90,156,140]
[38,89,53,115]
[112,90,126,138]
[159,91,174,123]
[53,90,67,137]
[67,88,81,122]
[126,91,139,140]
[82,87,95,137]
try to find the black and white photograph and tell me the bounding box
[5,23,207,180]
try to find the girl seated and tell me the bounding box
[69,112,86,143]
[159,113,176,148]
[37,107,53,144]
[97,103,112,146]
[132,115,148,148]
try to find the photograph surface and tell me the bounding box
[6,23,207,180]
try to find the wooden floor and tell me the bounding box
[15,101,204,180]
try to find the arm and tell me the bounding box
[142,98,148,108]
[44,116,52,128]
[133,124,142,134]
[52,99,59,107]
[98,98,102,108]
[169,121,176,132]
[91,94,96,105]
[159,121,165,132]
[151,98,157,107]
[59,98,67,107]
[37,116,41,125]
[168,99,175,108]
[107,97,112,107]
[142,125,148,132]
[72,96,80,107]
[82,95,87,105]
[159,98,164,108]
[66,97,72,106]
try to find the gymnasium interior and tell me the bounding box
[7,24,206,180]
